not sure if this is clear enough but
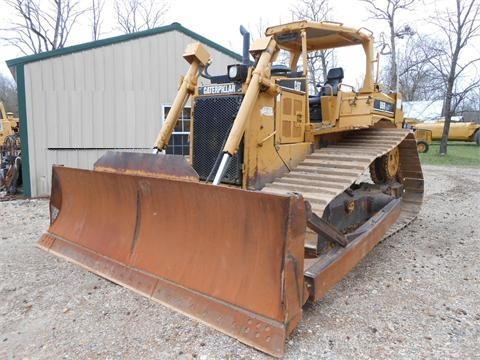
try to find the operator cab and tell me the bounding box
[266,21,376,126]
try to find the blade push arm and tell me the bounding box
[213,37,278,185]
[153,43,210,152]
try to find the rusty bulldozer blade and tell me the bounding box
[39,153,307,357]
[93,150,200,181]
[37,150,410,357]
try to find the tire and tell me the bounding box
[475,131,480,146]
[417,141,429,153]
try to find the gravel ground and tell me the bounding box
[1,164,479,359]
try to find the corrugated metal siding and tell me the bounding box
[24,30,237,196]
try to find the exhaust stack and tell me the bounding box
[240,25,250,65]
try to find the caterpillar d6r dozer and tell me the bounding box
[39,21,424,357]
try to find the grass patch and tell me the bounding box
[419,141,480,166]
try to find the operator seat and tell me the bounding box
[309,93,322,121]
[309,67,345,121]
[320,67,344,96]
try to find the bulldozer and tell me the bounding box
[39,21,423,357]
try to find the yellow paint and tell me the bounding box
[0,102,19,145]
[156,21,408,189]
[415,121,480,142]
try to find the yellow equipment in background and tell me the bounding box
[39,21,424,357]
[0,102,22,195]
[0,102,19,145]
[414,128,432,153]
[396,117,432,153]
[415,118,480,145]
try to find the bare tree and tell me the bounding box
[1,0,89,55]
[0,74,18,116]
[114,0,169,34]
[253,18,272,39]
[291,0,335,94]
[427,0,480,155]
[360,0,415,91]
[396,35,444,101]
[462,86,480,111]
[91,0,105,41]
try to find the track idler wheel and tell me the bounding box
[370,147,400,184]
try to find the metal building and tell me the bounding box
[6,23,242,197]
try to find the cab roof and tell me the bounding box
[265,21,372,52]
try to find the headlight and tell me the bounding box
[228,65,238,79]
[227,64,248,82]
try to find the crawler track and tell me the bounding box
[262,128,424,239]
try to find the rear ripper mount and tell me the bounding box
[38,129,423,357]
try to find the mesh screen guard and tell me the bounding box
[192,95,244,185]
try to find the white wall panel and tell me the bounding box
[24,29,239,196]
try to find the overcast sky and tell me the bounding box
[0,0,468,86]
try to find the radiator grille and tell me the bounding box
[192,95,244,185]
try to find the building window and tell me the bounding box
[163,105,191,155]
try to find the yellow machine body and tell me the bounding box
[39,21,424,357]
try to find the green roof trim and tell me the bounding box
[6,22,242,67]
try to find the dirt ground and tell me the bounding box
[1,164,479,359]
